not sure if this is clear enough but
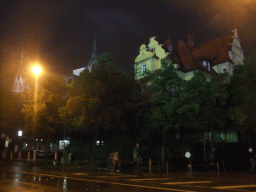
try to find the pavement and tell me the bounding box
[32,162,256,184]
[2,160,256,183]
[2,160,256,191]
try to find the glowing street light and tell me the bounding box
[32,66,42,75]
[32,65,42,150]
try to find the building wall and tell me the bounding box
[134,37,169,80]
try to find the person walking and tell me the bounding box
[113,152,120,172]
[249,147,256,173]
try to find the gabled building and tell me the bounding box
[134,29,244,81]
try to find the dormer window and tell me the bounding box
[141,64,146,75]
[202,60,210,71]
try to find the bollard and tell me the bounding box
[166,161,168,175]
[68,153,72,164]
[33,150,36,161]
[187,162,192,177]
[149,158,152,174]
[18,152,21,160]
[10,151,13,160]
[54,152,58,161]
[27,151,30,160]
[217,161,220,178]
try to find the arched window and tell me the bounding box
[141,64,146,75]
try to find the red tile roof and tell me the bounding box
[173,32,234,75]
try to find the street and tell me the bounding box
[1,161,256,191]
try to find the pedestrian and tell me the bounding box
[249,147,256,173]
[113,152,120,172]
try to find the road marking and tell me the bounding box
[213,184,256,189]
[22,172,195,192]
[163,181,212,185]
[128,178,171,181]
[97,175,136,178]
[72,173,89,176]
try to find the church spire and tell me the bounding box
[17,48,24,75]
[88,33,98,68]
[91,33,97,60]
[13,48,26,94]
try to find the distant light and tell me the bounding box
[18,131,22,137]
[32,66,42,75]
[25,144,28,146]
[36,139,38,141]
[96,141,100,145]
[185,151,191,158]
[41,139,43,141]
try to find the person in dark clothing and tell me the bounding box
[248,147,256,173]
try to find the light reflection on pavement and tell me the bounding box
[2,161,256,191]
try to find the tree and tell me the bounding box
[145,55,230,161]
[21,73,66,153]
[143,56,183,161]
[228,51,256,146]
[59,52,149,162]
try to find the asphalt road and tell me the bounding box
[1,161,256,191]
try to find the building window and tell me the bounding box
[203,61,207,66]
[208,62,211,71]
[141,64,146,75]
[152,47,155,52]
[141,53,145,59]
[223,68,227,73]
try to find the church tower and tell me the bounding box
[87,34,98,71]
[13,49,28,94]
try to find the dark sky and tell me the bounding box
[1,0,256,89]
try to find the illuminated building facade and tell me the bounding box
[134,29,244,81]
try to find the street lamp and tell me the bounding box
[32,65,42,150]
[32,66,42,75]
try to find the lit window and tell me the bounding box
[141,64,146,75]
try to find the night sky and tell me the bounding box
[1,0,256,90]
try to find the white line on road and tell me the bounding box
[213,184,256,189]
[128,178,171,181]
[162,181,212,185]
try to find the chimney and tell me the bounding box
[178,39,185,49]
[188,34,194,46]
[164,39,173,53]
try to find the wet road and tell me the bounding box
[1,161,256,191]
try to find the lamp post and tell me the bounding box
[32,65,42,150]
